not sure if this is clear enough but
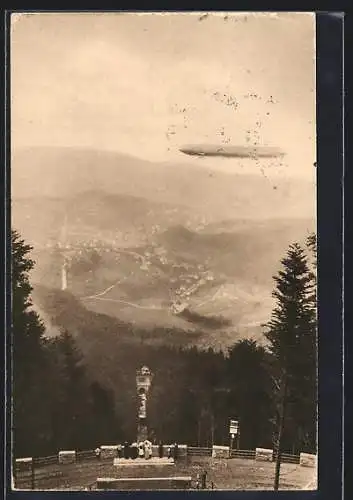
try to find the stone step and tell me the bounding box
[96,476,191,490]
[112,458,177,479]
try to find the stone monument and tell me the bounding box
[136,366,153,442]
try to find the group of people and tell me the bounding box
[94,441,179,461]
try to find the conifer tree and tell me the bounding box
[12,230,45,358]
[227,339,274,450]
[11,230,48,456]
[50,331,92,449]
[306,232,317,265]
[264,243,317,488]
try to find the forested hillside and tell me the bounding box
[12,230,316,457]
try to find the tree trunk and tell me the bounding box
[211,413,215,447]
[197,418,201,447]
[274,373,288,491]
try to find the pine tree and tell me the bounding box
[264,243,317,488]
[89,381,121,445]
[226,339,274,450]
[11,230,48,456]
[12,230,45,360]
[306,233,317,265]
[50,331,92,450]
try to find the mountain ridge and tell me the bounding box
[12,146,315,220]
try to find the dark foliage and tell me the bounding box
[177,308,232,329]
[264,242,317,454]
[12,230,121,457]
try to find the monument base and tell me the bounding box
[113,457,174,467]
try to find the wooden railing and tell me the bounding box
[34,455,58,468]
[76,450,96,461]
[13,446,304,490]
[275,452,300,465]
[187,446,212,457]
[230,449,256,459]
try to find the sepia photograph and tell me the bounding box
[10,11,317,491]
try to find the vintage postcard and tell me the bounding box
[10,11,317,491]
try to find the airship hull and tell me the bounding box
[179,144,285,158]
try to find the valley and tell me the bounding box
[12,146,316,351]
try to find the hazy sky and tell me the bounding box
[11,12,316,179]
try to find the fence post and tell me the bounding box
[31,458,35,490]
[236,431,240,450]
[229,435,234,457]
[12,457,16,487]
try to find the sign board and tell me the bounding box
[229,419,239,435]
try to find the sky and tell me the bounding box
[11,12,316,180]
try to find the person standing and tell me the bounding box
[173,442,179,461]
[144,440,152,459]
[131,442,138,460]
[201,470,207,490]
[158,441,164,458]
[117,443,122,459]
[95,447,101,460]
[123,441,130,459]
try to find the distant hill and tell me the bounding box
[12,146,316,351]
[157,219,314,284]
[12,146,315,220]
[12,190,196,248]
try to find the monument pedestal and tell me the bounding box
[113,457,174,467]
[137,422,148,443]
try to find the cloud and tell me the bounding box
[11,12,315,178]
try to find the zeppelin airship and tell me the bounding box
[179,144,285,158]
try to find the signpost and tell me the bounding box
[229,419,240,453]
